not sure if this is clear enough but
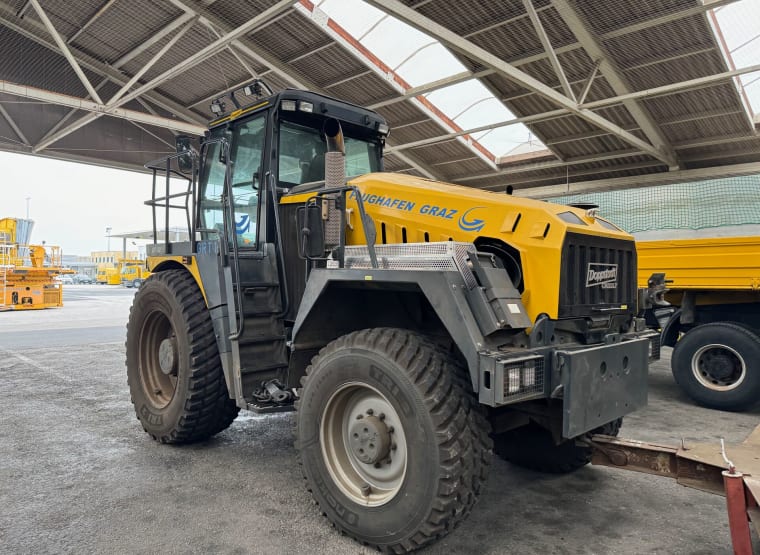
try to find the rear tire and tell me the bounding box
[493,418,622,474]
[126,269,239,443]
[671,322,760,411]
[295,328,491,553]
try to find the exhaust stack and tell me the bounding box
[323,118,345,189]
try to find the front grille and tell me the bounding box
[558,232,636,319]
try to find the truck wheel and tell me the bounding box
[295,328,492,553]
[493,418,622,474]
[671,322,760,411]
[126,269,239,443]
[133,279,141,288]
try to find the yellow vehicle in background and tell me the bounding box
[638,235,760,411]
[121,263,150,288]
[96,266,120,285]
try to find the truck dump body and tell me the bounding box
[637,234,760,411]
[638,236,760,292]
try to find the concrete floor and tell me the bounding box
[0,284,758,554]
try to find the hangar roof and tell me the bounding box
[0,0,758,192]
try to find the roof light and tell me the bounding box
[281,99,296,111]
[210,99,226,115]
[299,101,313,113]
[243,79,273,98]
[377,122,390,136]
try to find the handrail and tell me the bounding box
[267,172,289,318]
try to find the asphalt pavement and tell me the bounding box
[0,284,758,554]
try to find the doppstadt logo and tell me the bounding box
[586,263,618,289]
[458,207,486,232]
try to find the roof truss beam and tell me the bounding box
[523,0,575,101]
[551,0,678,166]
[35,16,199,152]
[456,148,645,183]
[0,80,205,136]
[66,0,117,46]
[29,0,103,104]
[0,103,29,145]
[516,160,760,199]
[365,0,678,168]
[33,0,293,152]
[35,14,198,149]
[366,0,739,111]
[0,2,204,124]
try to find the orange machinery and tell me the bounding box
[0,217,71,310]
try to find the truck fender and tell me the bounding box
[291,269,493,392]
[661,308,682,347]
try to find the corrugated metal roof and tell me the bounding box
[0,0,757,191]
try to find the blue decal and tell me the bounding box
[458,207,486,232]
[236,214,250,234]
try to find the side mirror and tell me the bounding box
[219,129,233,164]
[175,135,193,173]
[296,203,325,259]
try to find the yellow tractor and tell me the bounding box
[127,87,658,552]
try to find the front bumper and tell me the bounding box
[557,336,650,438]
[483,330,658,438]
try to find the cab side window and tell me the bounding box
[199,115,266,248]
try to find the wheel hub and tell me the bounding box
[320,383,408,507]
[704,353,734,380]
[693,343,746,391]
[158,337,177,375]
[349,415,391,464]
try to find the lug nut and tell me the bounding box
[366,408,374,415]
[361,484,371,496]
[378,413,386,420]
[374,462,381,469]
[356,414,363,420]
[391,443,397,451]
[388,426,394,433]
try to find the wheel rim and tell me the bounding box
[691,343,746,391]
[320,382,408,507]
[138,309,179,408]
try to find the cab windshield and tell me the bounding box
[278,119,380,187]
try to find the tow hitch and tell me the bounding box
[589,424,760,554]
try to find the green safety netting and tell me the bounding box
[547,175,760,234]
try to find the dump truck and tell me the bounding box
[638,235,760,411]
[120,261,150,288]
[127,87,659,552]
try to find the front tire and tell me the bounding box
[295,328,491,553]
[126,269,239,443]
[493,418,622,474]
[671,322,760,411]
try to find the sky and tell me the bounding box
[1,0,758,256]
[1,150,154,256]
